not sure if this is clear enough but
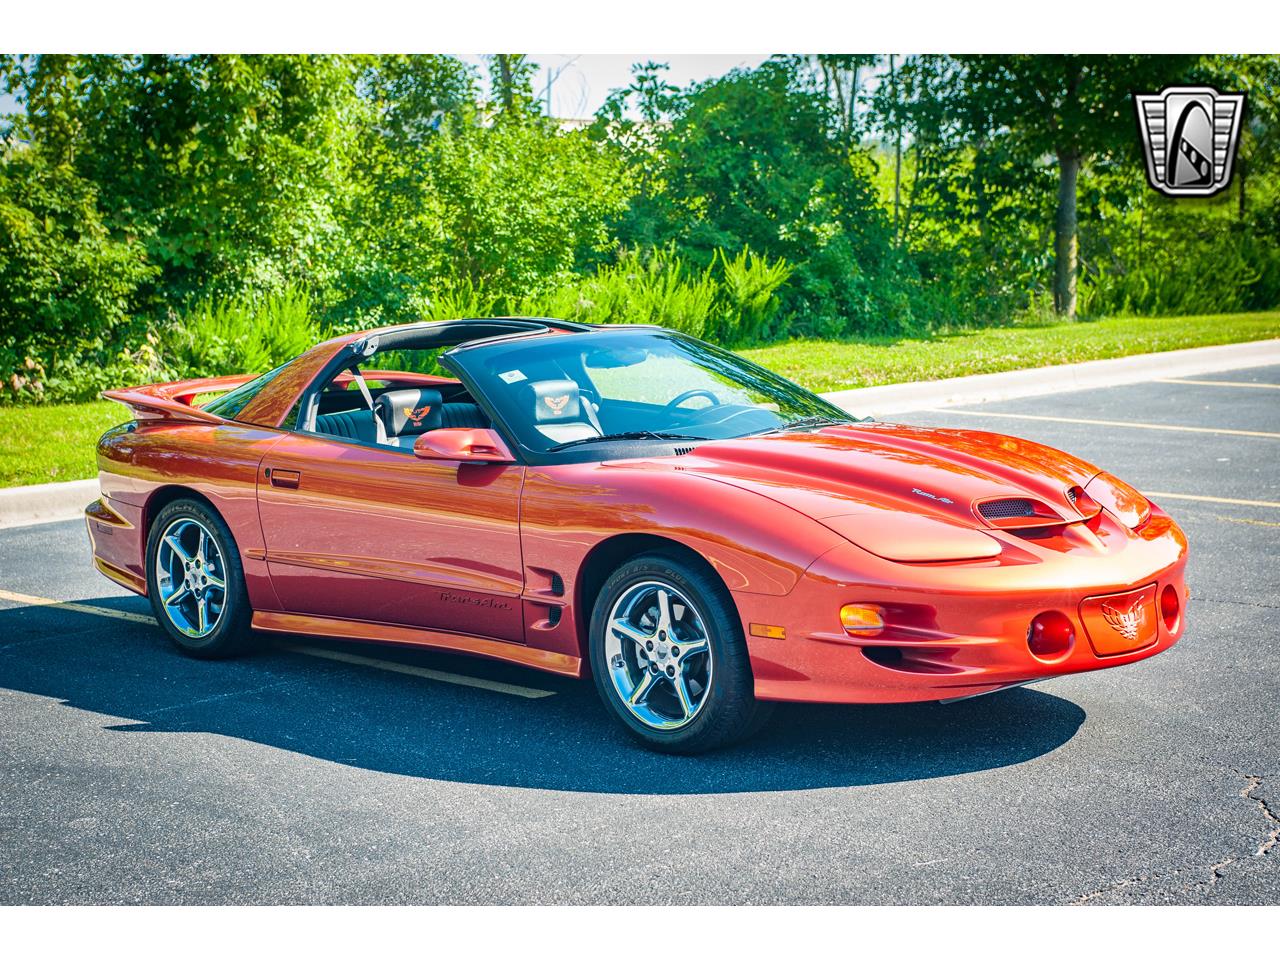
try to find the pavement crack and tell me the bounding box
[139,678,300,719]
[1069,772,1278,904]
[1242,774,1280,859]
[1193,597,1280,611]
[1070,874,1153,905]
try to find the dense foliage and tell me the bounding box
[1,53,1277,403]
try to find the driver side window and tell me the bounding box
[302,348,489,450]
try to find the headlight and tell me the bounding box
[1084,472,1151,529]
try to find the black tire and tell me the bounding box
[145,498,256,659]
[588,551,773,753]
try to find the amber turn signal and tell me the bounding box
[840,604,884,636]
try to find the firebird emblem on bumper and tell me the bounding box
[1101,598,1146,641]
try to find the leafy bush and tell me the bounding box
[710,248,793,344]
[0,150,155,403]
[521,246,791,344]
[1083,226,1280,318]
[157,285,320,380]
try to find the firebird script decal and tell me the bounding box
[402,405,432,426]
[912,487,954,505]
[1101,598,1146,641]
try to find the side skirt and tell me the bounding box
[250,610,582,678]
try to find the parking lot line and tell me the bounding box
[1211,515,1280,528]
[278,644,556,699]
[1145,492,1280,510]
[1154,378,1280,390]
[929,409,1280,439]
[0,586,557,699]
[0,587,156,625]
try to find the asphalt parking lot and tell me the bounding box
[1,366,1277,905]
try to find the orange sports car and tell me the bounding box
[88,318,1188,752]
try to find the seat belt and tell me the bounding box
[348,365,387,445]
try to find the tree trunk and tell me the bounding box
[1054,149,1080,318]
[890,55,902,242]
[1238,156,1247,220]
[496,55,514,112]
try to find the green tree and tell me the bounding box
[424,111,632,297]
[0,146,154,399]
[953,55,1197,317]
[4,54,369,303]
[603,59,910,335]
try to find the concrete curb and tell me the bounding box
[821,337,1280,416]
[0,478,98,530]
[1,337,1277,529]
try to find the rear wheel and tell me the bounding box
[589,552,772,753]
[145,499,255,658]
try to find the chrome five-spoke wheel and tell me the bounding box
[155,517,227,638]
[605,580,713,730]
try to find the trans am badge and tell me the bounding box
[1135,86,1245,198]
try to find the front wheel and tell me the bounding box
[145,499,256,659]
[588,553,772,753]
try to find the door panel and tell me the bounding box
[257,434,525,642]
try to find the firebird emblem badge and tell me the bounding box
[1101,598,1146,641]
[402,405,432,426]
[544,394,571,415]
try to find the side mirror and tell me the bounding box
[413,428,516,464]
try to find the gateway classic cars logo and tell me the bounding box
[1135,85,1245,198]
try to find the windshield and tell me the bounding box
[448,328,859,454]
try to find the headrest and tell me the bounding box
[525,379,582,423]
[376,388,443,436]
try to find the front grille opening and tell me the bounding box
[979,498,1036,520]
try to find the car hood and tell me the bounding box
[672,422,1104,531]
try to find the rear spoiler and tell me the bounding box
[101,374,258,423]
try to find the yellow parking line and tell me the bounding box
[0,587,155,624]
[930,409,1280,439]
[1212,515,1280,528]
[1146,492,1280,510]
[1154,378,1280,390]
[0,586,555,699]
[278,644,555,699]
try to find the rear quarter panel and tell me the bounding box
[93,420,287,609]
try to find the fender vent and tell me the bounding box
[978,498,1036,520]
[672,445,696,456]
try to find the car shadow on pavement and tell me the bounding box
[0,597,1086,795]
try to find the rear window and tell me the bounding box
[202,362,292,421]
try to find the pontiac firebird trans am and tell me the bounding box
[87,318,1188,752]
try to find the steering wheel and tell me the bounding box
[666,389,721,410]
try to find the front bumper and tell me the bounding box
[736,509,1189,704]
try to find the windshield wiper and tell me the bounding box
[767,414,856,433]
[549,431,706,451]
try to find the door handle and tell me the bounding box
[268,468,301,489]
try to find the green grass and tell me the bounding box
[0,399,127,487]
[2,310,1278,488]
[741,310,1280,393]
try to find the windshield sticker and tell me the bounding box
[499,369,527,384]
